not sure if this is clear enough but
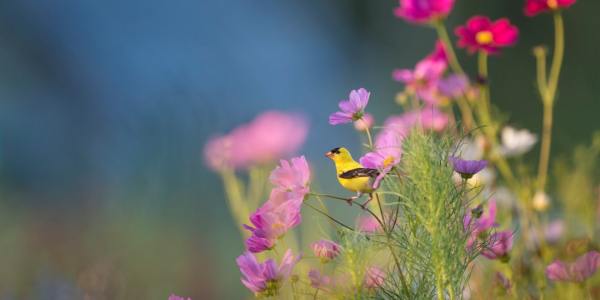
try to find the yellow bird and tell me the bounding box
[325,147,379,207]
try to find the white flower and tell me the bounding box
[500,127,537,157]
[532,190,550,212]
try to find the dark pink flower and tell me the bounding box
[426,40,449,64]
[244,190,303,253]
[455,16,519,55]
[450,157,488,179]
[525,0,576,17]
[464,200,498,248]
[236,249,300,296]
[482,231,514,260]
[204,111,308,171]
[394,0,455,24]
[364,267,386,288]
[329,88,370,125]
[311,239,342,262]
[546,251,600,282]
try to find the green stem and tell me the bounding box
[536,12,564,191]
[221,169,250,237]
[434,21,465,75]
[362,118,374,150]
[303,201,355,231]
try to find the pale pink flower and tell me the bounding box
[203,111,307,171]
[357,215,382,233]
[236,249,300,296]
[360,129,404,189]
[308,269,332,290]
[354,113,374,131]
[394,0,455,24]
[269,156,310,196]
[168,295,191,300]
[546,251,600,282]
[393,60,446,105]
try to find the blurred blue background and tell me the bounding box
[0,0,598,298]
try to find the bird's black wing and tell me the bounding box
[339,168,380,179]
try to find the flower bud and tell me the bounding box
[311,239,341,263]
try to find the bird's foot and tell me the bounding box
[347,195,359,206]
[359,197,373,209]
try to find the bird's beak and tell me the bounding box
[325,151,333,159]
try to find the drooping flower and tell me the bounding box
[329,88,371,125]
[394,0,455,24]
[482,231,514,260]
[450,157,488,179]
[236,249,300,296]
[244,190,303,253]
[308,269,332,290]
[364,267,386,288]
[500,127,538,157]
[204,111,308,171]
[269,156,310,197]
[455,16,519,55]
[464,200,498,248]
[524,0,576,17]
[311,239,342,263]
[354,113,374,131]
[546,251,600,282]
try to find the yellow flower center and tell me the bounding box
[547,0,558,9]
[272,222,285,231]
[383,156,395,168]
[475,31,494,45]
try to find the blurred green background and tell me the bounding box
[0,0,598,299]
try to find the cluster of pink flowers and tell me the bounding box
[546,251,600,283]
[204,111,308,171]
[464,200,514,261]
[244,156,310,252]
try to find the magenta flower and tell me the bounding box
[168,295,191,300]
[464,200,498,248]
[546,251,600,282]
[393,59,446,105]
[482,231,514,260]
[360,129,404,189]
[425,40,448,64]
[525,0,576,17]
[236,249,300,296]
[269,156,310,196]
[329,88,371,125]
[394,0,455,24]
[308,269,332,290]
[204,111,308,171]
[455,16,519,55]
[450,157,488,179]
[244,190,303,253]
[364,267,386,288]
[311,239,342,263]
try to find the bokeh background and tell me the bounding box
[0,0,598,299]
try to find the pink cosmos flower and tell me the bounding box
[546,251,600,282]
[168,295,191,300]
[455,16,519,55]
[364,267,386,288]
[329,88,371,125]
[308,269,332,290]
[525,0,576,17]
[269,156,310,196]
[311,239,342,262]
[464,200,498,247]
[394,0,455,24]
[482,231,514,260]
[236,249,300,296]
[357,215,382,233]
[204,111,308,171]
[354,113,374,131]
[393,59,447,105]
[426,40,448,64]
[244,190,303,253]
[360,129,404,189]
[437,74,469,98]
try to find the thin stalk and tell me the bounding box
[221,169,250,237]
[434,21,465,75]
[303,201,355,231]
[362,118,374,150]
[536,12,565,191]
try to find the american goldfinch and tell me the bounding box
[325,147,379,207]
